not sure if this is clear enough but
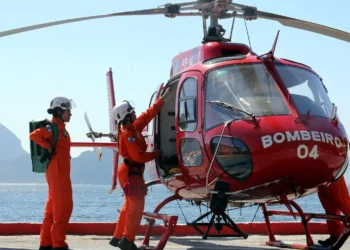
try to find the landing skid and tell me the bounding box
[262,200,350,250]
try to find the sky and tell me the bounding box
[0,0,349,175]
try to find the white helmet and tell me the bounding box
[48,96,75,114]
[112,100,135,122]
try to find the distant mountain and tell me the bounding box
[0,123,152,185]
[0,147,117,185]
[0,122,116,184]
[0,154,45,183]
[70,148,115,185]
[0,123,27,160]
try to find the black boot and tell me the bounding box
[318,235,339,247]
[109,237,121,247]
[39,246,52,250]
[118,237,142,250]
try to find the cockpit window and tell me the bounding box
[275,64,333,119]
[205,63,290,130]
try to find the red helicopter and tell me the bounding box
[2,1,350,249]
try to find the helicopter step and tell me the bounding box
[141,212,178,250]
[141,195,180,250]
[188,180,248,240]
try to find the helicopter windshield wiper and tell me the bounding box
[207,101,256,121]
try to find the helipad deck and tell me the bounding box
[1,234,349,250]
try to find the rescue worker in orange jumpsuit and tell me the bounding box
[29,97,75,250]
[318,175,350,247]
[108,87,171,250]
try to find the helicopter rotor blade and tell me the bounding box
[229,2,253,10]
[0,11,164,38]
[2,1,349,43]
[84,112,102,161]
[84,111,93,132]
[0,1,198,38]
[161,1,198,7]
[227,3,350,43]
[256,10,350,43]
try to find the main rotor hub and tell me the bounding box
[203,24,230,43]
[214,0,230,9]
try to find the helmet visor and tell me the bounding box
[61,99,76,110]
[123,100,135,113]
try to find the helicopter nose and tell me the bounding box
[207,115,349,195]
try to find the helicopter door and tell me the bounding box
[175,71,209,182]
[145,83,164,180]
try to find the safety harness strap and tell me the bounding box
[123,159,144,176]
[123,159,144,167]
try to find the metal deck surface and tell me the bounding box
[1,234,349,250]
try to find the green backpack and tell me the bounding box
[29,119,59,173]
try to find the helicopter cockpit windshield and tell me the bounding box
[274,64,333,119]
[205,63,290,129]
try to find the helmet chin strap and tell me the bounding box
[59,114,65,122]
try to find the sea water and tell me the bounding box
[0,183,328,224]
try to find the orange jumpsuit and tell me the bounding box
[113,98,164,242]
[29,117,73,248]
[318,176,350,237]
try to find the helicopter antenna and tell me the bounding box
[271,30,280,55]
[244,19,253,53]
[257,30,280,60]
